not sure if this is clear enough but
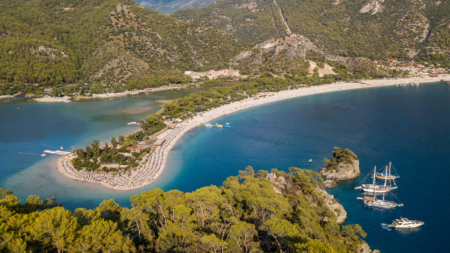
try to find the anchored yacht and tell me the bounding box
[357,193,403,209]
[375,162,399,180]
[382,218,424,229]
[355,166,397,193]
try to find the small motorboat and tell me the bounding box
[308,159,312,163]
[205,123,213,127]
[41,154,47,157]
[226,123,230,125]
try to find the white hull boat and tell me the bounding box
[355,165,397,193]
[357,193,403,208]
[355,184,397,193]
[382,218,424,229]
[374,162,399,180]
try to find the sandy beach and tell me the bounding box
[56,75,448,190]
[0,95,14,100]
[34,96,72,103]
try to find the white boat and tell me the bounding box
[127,122,139,125]
[44,150,71,155]
[354,166,397,193]
[226,123,230,125]
[358,193,403,208]
[375,162,399,180]
[41,154,47,157]
[205,123,213,127]
[308,159,312,163]
[382,218,424,229]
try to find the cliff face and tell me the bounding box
[266,172,347,224]
[320,148,361,188]
[315,187,347,224]
[320,159,360,181]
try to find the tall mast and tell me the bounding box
[389,162,392,176]
[373,166,377,186]
[384,166,388,187]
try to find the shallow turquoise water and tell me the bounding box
[1,83,449,252]
[0,87,213,208]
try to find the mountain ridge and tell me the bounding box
[172,0,450,63]
[0,0,247,86]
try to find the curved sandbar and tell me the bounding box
[56,76,445,190]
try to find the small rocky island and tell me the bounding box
[320,147,360,188]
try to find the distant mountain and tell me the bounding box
[0,0,247,85]
[135,0,215,14]
[172,0,450,62]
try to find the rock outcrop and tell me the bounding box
[358,242,381,253]
[266,173,347,224]
[320,148,360,188]
[315,187,347,224]
[360,0,385,15]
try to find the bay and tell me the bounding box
[163,82,450,253]
[1,82,449,252]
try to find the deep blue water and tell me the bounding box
[162,83,450,253]
[1,83,449,252]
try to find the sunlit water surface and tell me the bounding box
[1,83,449,252]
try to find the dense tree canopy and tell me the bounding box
[0,168,368,252]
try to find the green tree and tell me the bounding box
[111,137,117,149]
[261,217,299,253]
[74,219,136,253]
[32,207,78,253]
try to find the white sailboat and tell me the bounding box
[375,162,399,180]
[357,193,403,208]
[354,166,397,193]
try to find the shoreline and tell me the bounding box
[0,95,14,100]
[31,85,188,102]
[56,75,447,190]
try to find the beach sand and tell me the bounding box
[56,75,448,190]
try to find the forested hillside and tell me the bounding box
[172,0,450,63]
[0,167,371,252]
[0,0,247,86]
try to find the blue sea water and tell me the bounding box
[162,82,450,253]
[1,83,450,252]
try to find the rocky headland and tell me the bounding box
[320,147,360,188]
[266,172,347,224]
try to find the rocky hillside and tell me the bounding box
[229,34,379,76]
[172,0,450,63]
[0,0,247,85]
